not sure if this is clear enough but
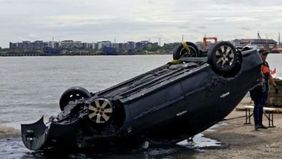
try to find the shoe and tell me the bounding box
[255,125,260,131]
[255,124,268,130]
[259,125,268,129]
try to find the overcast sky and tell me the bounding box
[1,0,282,47]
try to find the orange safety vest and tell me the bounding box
[261,64,270,76]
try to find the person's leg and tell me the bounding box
[259,91,268,128]
[258,102,264,127]
[253,98,261,129]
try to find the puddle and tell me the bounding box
[177,133,221,148]
[0,133,222,159]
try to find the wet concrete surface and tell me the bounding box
[0,132,221,159]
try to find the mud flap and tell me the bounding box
[21,117,81,151]
[21,116,48,150]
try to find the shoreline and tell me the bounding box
[1,97,282,158]
[0,53,281,57]
[0,53,171,57]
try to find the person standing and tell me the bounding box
[250,49,279,130]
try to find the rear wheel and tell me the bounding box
[208,41,242,77]
[59,86,91,111]
[173,42,199,60]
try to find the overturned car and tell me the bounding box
[21,41,262,151]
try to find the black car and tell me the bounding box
[21,41,262,151]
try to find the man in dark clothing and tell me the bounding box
[250,49,279,130]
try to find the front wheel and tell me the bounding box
[208,41,242,77]
[173,42,199,60]
[88,98,114,124]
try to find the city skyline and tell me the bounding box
[1,0,282,48]
[9,39,159,50]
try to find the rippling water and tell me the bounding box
[0,55,173,128]
[0,54,281,158]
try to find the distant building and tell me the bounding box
[8,39,164,55]
[73,41,83,49]
[83,42,95,49]
[9,42,18,49]
[102,47,117,55]
[53,42,60,48]
[9,40,48,51]
[60,40,74,49]
[33,41,48,50]
[91,43,96,49]
[119,43,125,49]
[97,41,111,50]
[136,41,150,49]
[127,41,136,50]
[232,39,277,49]
[111,43,120,49]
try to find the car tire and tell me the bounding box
[88,98,114,124]
[59,86,91,111]
[173,42,199,60]
[86,99,125,133]
[207,41,242,77]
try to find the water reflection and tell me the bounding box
[20,145,196,159]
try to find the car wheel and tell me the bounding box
[88,98,114,124]
[208,41,242,77]
[59,86,91,111]
[173,42,199,60]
